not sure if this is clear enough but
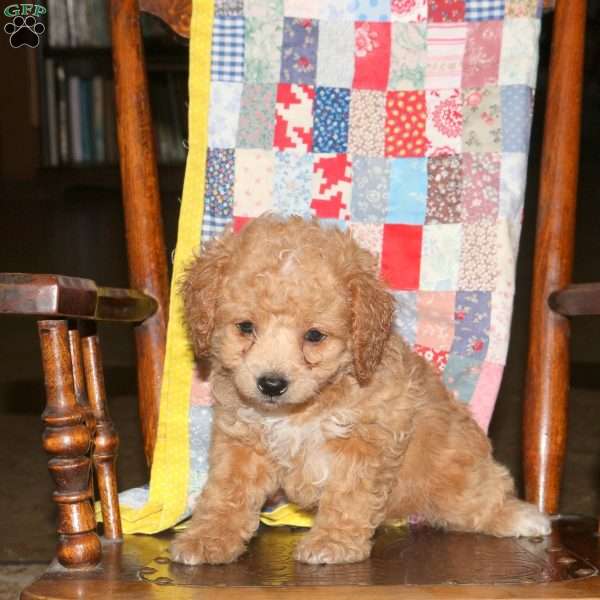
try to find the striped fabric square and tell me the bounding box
[211,15,245,82]
[465,0,505,20]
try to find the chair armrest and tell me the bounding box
[0,273,158,322]
[549,283,600,317]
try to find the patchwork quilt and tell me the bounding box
[115,0,542,534]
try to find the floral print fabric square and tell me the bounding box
[281,18,319,85]
[199,0,542,429]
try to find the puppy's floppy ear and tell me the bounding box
[180,232,234,358]
[347,263,395,386]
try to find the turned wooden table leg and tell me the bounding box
[38,320,101,568]
[81,322,123,541]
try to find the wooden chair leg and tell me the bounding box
[38,320,102,568]
[522,0,586,514]
[81,322,123,541]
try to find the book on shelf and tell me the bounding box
[41,59,188,167]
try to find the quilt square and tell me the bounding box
[211,15,245,83]
[504,0,539,17]
[391,0,428,22]
[388,157,427,224]
[316,21,355,88]
[501,85,533,152]
[426,155,462,223]
[284,0,320,18]
[428,0,465,22]
[281,18,319,85]
[233,149,275,216]
[486,289,514,363]
[425,24,467,89]
[426,89,462,156]
[499,151,527,219]
[462,22,503,88]
[451,290,491,358]
[216,0,243,16]
[465,0,504,20]
[414,345,449,373]
[499,18,540,86]
[419,223,462,290]
[443,354,481,403]
[458,222,498,290]
[314,87,351,153]
[416,291,456,350]
[237,83,277,149]
[349,223,384,263]
[385,91,427,158]
[205,148,235,218]
[348,90,386,157]
[208,82,243,148]
[353,22,392,91]
[311,153,353,220]
[274,152,314,216]
[461,152,501,222]
[352,157,391,223]
[245,17,283,83]
[381,224,423,290]
[201,214,233,242]
[463,87,502,153]
[245,1,283,17]
[274,83,315,153]
[389,23,426,90]
[393,291,418,344]
[494,219,521,293]
[470,361,503,430]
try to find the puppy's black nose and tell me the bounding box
[257,374,288,397]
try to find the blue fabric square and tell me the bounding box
[442,355,482,404]
[314,87,350,153]
[388,158,427,225]
[274,153,314,217]
[393,291,417,345]
[351,157,390,223]
[451,291,491,358]
[501,85,533,153]
[281,18,319,85]
[211,16,245,82]
[204,148,235,218]
[465,0,504,20]
[347,0,391,21]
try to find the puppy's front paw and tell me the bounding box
[294,529,371,564]
[170,530,246,565]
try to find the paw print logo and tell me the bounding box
[4,15,45,48]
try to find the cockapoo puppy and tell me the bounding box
[171,215,550,566]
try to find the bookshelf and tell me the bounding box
[39,2,189,168]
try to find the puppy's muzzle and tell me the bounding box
[257,373,288,397]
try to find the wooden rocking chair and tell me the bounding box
[1,0,599,598]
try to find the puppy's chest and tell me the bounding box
[262,411,354,482]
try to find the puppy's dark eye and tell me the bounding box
[304,329,326,343]
[237,321,255,335]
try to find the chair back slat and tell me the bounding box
[110,0,172,465]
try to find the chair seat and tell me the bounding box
[21,515,600,599]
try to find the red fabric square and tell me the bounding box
[353,22,391,91]
[414,344,449,373]
[428,0,465,22]
[381,224,423,290]
[273,83,315,152]
[385,91,428,158]
[233,216,252,233]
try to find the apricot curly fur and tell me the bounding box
[171,215,550,566]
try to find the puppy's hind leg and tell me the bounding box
[480,496,552,538]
